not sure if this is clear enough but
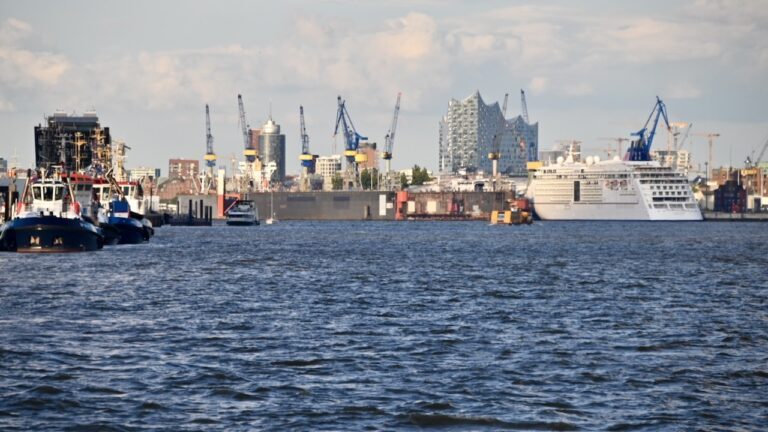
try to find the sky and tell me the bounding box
[1,0,767,176]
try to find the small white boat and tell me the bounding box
[226,200,259,226]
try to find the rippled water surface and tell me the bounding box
[1,221,767,430]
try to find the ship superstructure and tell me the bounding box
[529,154,702,220]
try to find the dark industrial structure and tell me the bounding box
[34,111,111,172]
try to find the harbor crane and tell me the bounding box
[488,93,509,188]
[598,137,631,158]
[298,105,317,191]
[625,96,671,161]
[520,89,530,124]
[202,104,216,193]
[333,96,368,189]
[238,94,257,191]
[692,132,720,181]
[382,92,401,190]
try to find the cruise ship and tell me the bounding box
[528,154,702,221]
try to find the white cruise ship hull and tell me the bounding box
[534,202,702,221]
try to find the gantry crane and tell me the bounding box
[382,92,401,190]
[298,105,317,191]
[626,96,671,161]
[202,104,216,193]
[334,96,368,189]
[488,93,509,187]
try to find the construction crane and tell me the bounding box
[382,92,401,190]
[520,89,529,124]
[238,94,256,163]
[298,105,317,190]
[333,95,368,189]
[625,96,671,161]
[672,122,693,151]
[693,132,720,181]
[488,93,509,186]
[598,137,631,158]
[202,104,216,193]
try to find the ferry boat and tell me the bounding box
[528,155,703,221]
[0,173,104,252]
[226,200,259,226]
[527,96,702,221]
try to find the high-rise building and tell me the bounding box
[438,91,538,176]
[168,159,199,179]
[258,118,286,183]
[0,158,7,177]
[34,111,112,172]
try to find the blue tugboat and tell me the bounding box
[108,199,148,244]
[0,172,104,252]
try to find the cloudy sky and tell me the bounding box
[1,0,767,175]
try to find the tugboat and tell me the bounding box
[0,170,104,252]
[226,200,259,226]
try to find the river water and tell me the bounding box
[1,221,766,430]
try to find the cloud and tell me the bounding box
[666,82,702,99]
[529,77,548,94]
[0,97,15,112]
[0,18,70,87]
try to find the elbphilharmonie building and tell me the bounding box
[438,91,538,176]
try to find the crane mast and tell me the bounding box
[298,105,317,190]
[520,89,529,124]
[238,94,256,162]
[488,93,509,188]
[202,104,216,193]
[382,93,401,190]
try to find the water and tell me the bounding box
[1,221,766,430]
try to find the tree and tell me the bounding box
[331,173,343,190]
[360,168,379,190]
[400,172,409,189]
[410,165,431,185]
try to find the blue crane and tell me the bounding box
[204,104,216,168]
[298,105,316,173]
[334,96,368,166]
[626,96,671,161]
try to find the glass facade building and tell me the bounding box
[438,91,538,176]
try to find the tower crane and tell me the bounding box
[382,92,401,190]
[488,93,509,186]
[202,104,216,193]
[298,106,317,190]
[520,89,530,124]
[598,137,631,159]
[625,96,671,161]
[692,132,720,181]
[333,96,368,189]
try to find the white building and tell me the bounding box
[316,155,342,190]
[129,167,161,182]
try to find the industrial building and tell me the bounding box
[34,111,111,172]
[258,117,286,183]
[438,91,538,176]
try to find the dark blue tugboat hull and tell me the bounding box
[0,216,103,253]
[109,216,148,244]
